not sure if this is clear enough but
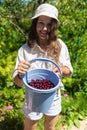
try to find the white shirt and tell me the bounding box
[13,38,73,88]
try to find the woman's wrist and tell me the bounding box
[17,74,22,80]
[61,66,71,77]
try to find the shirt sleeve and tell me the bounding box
[12,46,25,79]
[58,39,73,76]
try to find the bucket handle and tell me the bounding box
[30,58,62,79]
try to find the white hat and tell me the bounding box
[31,3,58,21]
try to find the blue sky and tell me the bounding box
[0,0,4,2]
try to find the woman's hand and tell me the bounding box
[17,61,30,77]
[53,67,61,76]
[53,66,71,77]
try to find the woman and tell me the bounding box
[13,3,73,130]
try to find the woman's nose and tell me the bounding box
[43,26,48,31]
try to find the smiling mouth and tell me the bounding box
[40,32,48,38]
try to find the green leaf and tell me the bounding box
[78,114,85,120]
[74,119,80,128]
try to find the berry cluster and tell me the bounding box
[28,79,54,90]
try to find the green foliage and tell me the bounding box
[57,0,87,95]
[0,109,24,130]
[0,5,25,91]
[0,86,25,107]
[61,91,87,129]
[0,0,87,129]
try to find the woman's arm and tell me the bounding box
[13,74,24,87]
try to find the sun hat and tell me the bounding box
[31,3,58,22]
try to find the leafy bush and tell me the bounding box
[0,109,24,130]
[61,91,87,129]
[57,0,87,95]
[0,0,87,129]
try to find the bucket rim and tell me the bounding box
[22,68,61,93]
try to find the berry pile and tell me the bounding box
[28,79,54,90]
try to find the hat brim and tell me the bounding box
[31,13,59,22]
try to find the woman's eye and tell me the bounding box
[47,23,51,28]
[37,21,52,29]
[37,22,44,27]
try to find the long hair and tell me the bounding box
[27,18,61,64]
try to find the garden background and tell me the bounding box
[0,0,87,130]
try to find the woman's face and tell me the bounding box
[36,16,52,42]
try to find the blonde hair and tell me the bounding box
[46,41,61,65]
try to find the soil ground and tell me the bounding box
[71,118,87,130]
[61,117,87,130]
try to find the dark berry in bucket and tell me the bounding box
[28,79,54,89]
